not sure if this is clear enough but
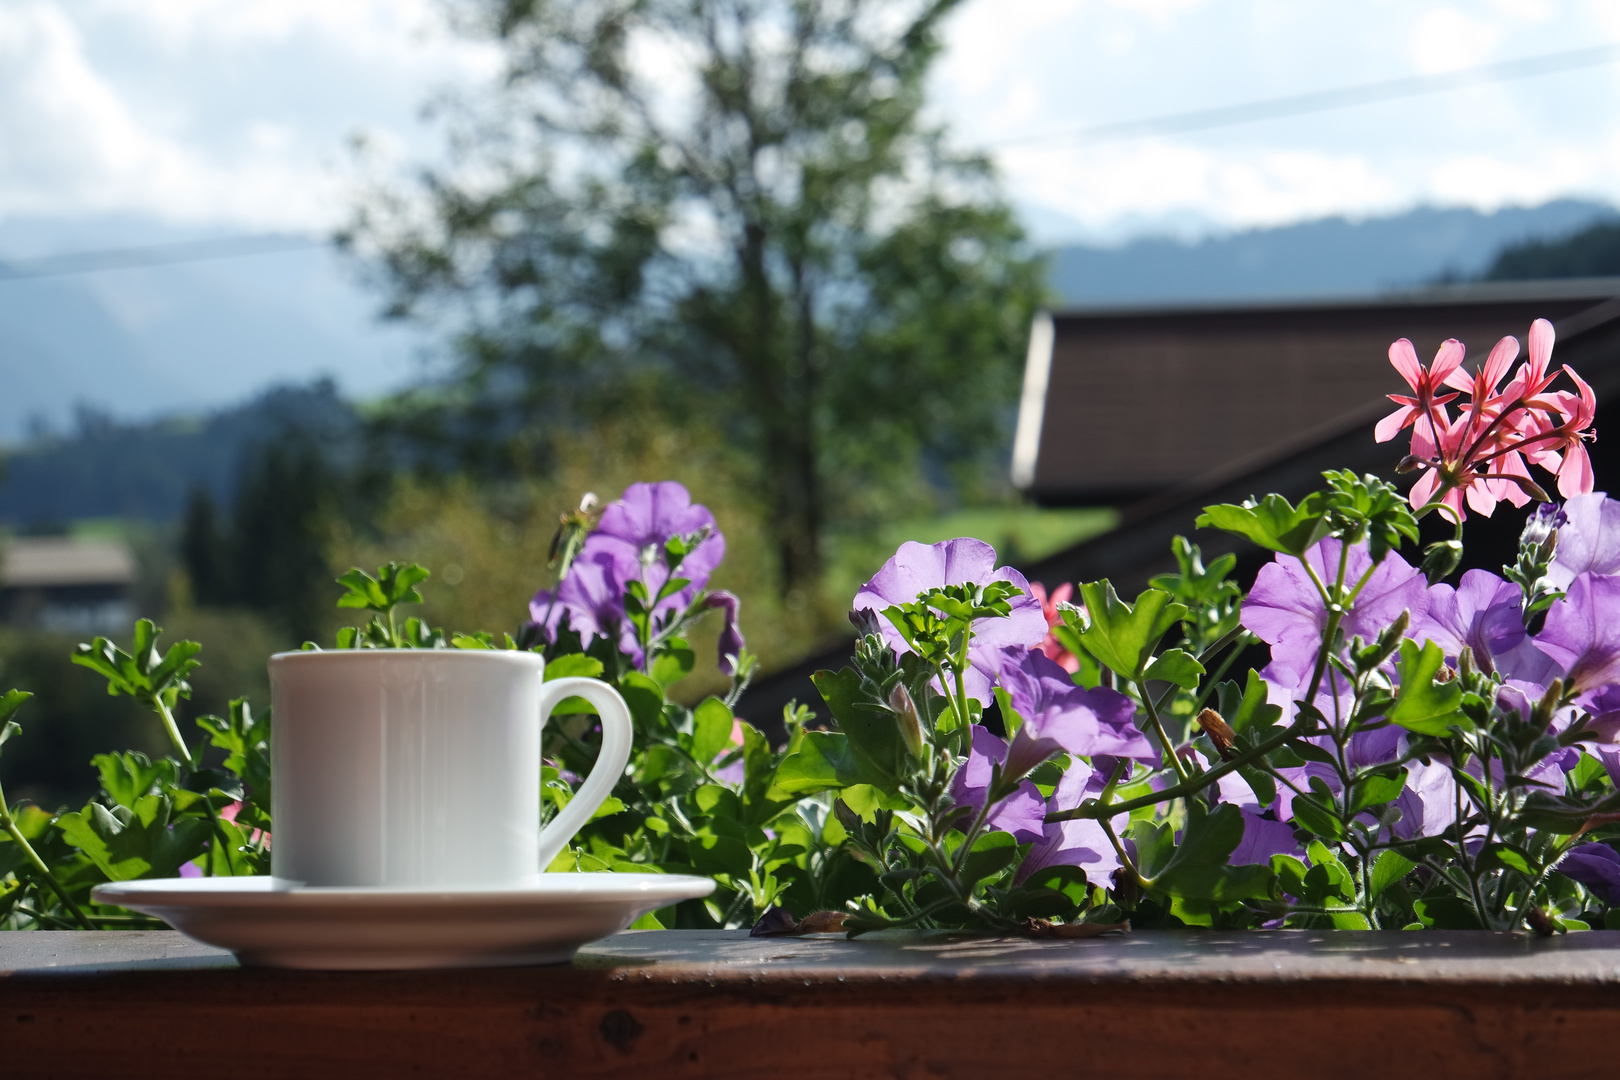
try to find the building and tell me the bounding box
[1012,278,1620,505]
[0,536,137,634]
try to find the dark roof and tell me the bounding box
[1012,278,1620,505]
[737,289,1620,737]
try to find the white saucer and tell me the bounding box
[92,873,715,970]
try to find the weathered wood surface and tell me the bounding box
[6,929,1620,1078]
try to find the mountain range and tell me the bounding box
[1043,199,1616,308]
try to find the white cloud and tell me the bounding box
[933,0,1620,238]
[3,0,1620,242]
[0,0,498,231]
[1409,8,1503,73]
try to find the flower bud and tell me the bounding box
[704,591,745,676]
[1420,539,1463,585]
[1194,708,1236,760]
[888,682,924,760]
[833,797,863,834]
[1520,501,1566,559]
[1396,455,1425,475]
[849,608,883,639]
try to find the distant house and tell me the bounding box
[1011,278,1620,505]
[0,537,136,634]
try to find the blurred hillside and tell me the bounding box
[1047,199,1615,307]
[0,216,431,442]
[0,382,358,526]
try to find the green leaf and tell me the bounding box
[691,697,736,767]
[1479,842,1534,875]
[92,751,177,808]
[773,732,888,794]
[1386,639,1469,735]
[336,562,429,613]
[1128,819,1175,879]
[1289,795,1346,840]
[1369,850,1415,900]
[1302,841,1354,903]
[1348,769,1407,813]
[618,671,666,730]
[1220,669,1282,735]
[959,831,1021,884]
[650,642,696,689]
[810,668,906,786]
[1195,492,1330,556]
[1515,788,1620,832]
[1144,648,1205,690]
[1414,896,1480,929]
[0,689,31,728]
[1148,803,1274,900]
[1074,582,1187,681]
[545,653,605,681]
[55,797,211,881]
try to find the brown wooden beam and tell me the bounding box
[6,929,1620,1079]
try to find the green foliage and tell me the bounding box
[1386,640,1469,736]
[1073,583,1186,681]
[1195,492,1330,557]
[72,620,200,718]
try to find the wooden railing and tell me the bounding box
[5,929,1620,1078]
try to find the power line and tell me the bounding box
[989,42,1620,150]
[0,234,328,283]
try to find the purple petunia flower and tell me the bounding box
[1413,569,1560,685]
[1389,759,1458,841]
[853,538,1048,705]
[530,549,640,657]
[704,590,745,676]
[1580,684,1620,743]
[1230,811,1303,867]
[949,726,1048,842]
[526,481,727,667]
[1014,761,1122,887]
[1533,572,1620,694]
[585,481,726,607]
[996,646,1152,778]
[1547,492,1620,589]
[1557,842,1620,904]
[1242,539,1429,700]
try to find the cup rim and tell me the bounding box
[269,648,544,666]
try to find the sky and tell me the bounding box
[2,0,1616,238]
[0,0,1617,430]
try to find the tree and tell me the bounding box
[178,437,341,643]
[1485,219,1620,280]
[350,0,1046,600]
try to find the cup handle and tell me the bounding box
[534,676,634,871]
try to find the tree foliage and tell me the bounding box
[348,0,1047,599]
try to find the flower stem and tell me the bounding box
[0,780,92,930]
[153,696,194,771]
[1047,719,1308,823]
[1137,679,1189,784]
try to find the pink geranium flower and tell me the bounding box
[1376,318,1595,520]
[1028,581,1081,674]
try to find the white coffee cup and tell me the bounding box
[267,649,633,888]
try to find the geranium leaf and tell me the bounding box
[1144,648,1204,690]
[1387,639,1470,735]
[1074,582,1186,681]
[1195,492,1330,556]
